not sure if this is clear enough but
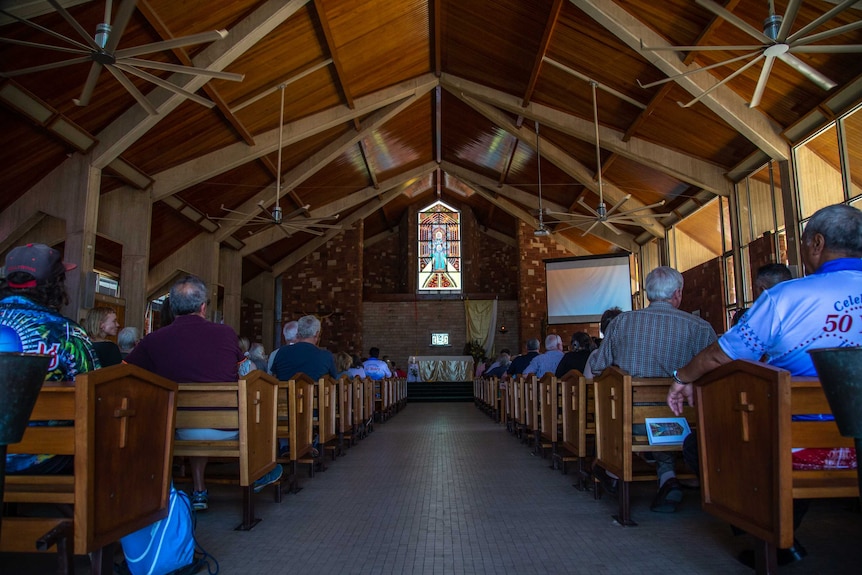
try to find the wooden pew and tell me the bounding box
[352,376,366,439]
[363,377,375,433]
[695,360,859,574]
[504,375,516,433]
[536,372,559,459]
[174,370,278,531]
[318,374,338,463]
[510,375,527,438]
[336,375,355,453]
[553,370,594,489]
[275,373,315,496]
[3,364,176,574]
[593,366,696,525]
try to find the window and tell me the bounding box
[418,200,461,293]
[795,124,844,218]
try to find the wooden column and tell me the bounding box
[219,246,242,332]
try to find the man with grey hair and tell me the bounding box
[126,275,282,510]
[505,338,541,380]
[590,265,717,513]
[522,333,565,377]
[271,315,337,381]
[669,203,862,567]
[268,319,298,374]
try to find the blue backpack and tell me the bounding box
[119,485,217,575]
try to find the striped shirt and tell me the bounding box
[589,301,717,378]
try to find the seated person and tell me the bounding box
[85,306,123,367]
[555,332,594,377]
[0,243,99,475]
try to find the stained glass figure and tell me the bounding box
[418,201,461,292]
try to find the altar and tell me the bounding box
[408,355,474,382]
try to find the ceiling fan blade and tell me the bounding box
[776,0,803,42]
[114,30,228,59]
[787,0,859,44]
[600,220,624,236]
[577,196,600,217]
[73,61,103,106]
[114,62,216,107]
[580,220,601,237]
[275,224,293,239]
[609,199,667,217]
[0,8,94,51]
[694,0,772,44]
[120,57,244,81]
[2,55,92,77]
[791,20,862,48]
[637,51,760,89]
[0,36,90,55]
[604,194,632,218]
[778,53,837,90]
[640,44,764,52]
[282,225,324,236]
[678,53,764,108]
[46,0,100,50]
[791,44,862,54]
[749,54,775,109]
[104,64,158,114]
[103,0,137,53]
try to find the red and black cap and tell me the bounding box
[4,243,76,289]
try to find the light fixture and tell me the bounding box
[541,82,667,236]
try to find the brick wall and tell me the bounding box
[516,222,597,348]
[748,232,778,286]
[239,298,262,343]
[362,299,520,371]
[680,256,726,335]
[363,232,402,295]
[280,222,364,355]
[475,233,518,298]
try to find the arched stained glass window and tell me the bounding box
[418,200,461,293]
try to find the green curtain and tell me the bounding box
[465,299,497,359]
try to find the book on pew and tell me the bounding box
[645,417,691,445]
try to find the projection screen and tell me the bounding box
[545,254,633,324]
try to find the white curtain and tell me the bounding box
[465,299,497,358]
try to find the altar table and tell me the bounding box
[408,356,474,382]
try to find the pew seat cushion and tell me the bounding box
[792,448,856,470]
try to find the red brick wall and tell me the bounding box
[363,232,402,295]
[280,223,364,356]
[748,232,778,288]
[680,256,726,335]
[476,233,518,298]
[239,299,263,343]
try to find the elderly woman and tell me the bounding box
[85,306,123,367]
[117,326,141,359]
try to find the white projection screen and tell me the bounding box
[545,254,633,324]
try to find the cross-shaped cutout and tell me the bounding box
[610,386,617,420]
[253,390,262,424]
[734,391,755,442]
[113,397,137,448]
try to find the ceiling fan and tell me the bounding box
[638,0,862,109]
[210,84,341,238]
[538,82,667,237]
[0,0,244,115]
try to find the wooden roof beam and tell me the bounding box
[441,74,729,196]
[237,164,438,255]
[447,90,666,239]
[682,0,741,65]
[92,0,312,169]
[313,0,360,131]
[571,0,789,161]
[137,0,255,146]
[213,88,434,242]
[442,161,638,252]
[522,0,564,107]
[151,73,438,201]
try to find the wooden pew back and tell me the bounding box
[175,370,278,487]
[277,373,315,461]
[318,374,338,448]
[695,360,858,550]
[4,364,176,555]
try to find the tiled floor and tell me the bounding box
[4,402,861,574]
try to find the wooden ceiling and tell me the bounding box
[1,0,860,283]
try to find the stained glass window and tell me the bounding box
[418,200,461,292]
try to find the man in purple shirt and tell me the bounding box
[126,275,280,510]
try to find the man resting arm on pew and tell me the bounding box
[668,203,862,567]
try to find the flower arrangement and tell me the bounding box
[464,339,486,363]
